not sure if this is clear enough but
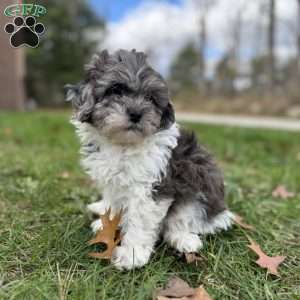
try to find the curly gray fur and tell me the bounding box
[66,49,230,268]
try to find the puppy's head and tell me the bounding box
[65,49,175,145]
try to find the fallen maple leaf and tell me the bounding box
[247,237,286,276]
[88,208,122,260]
[234,214,255,230]
[184,252,203,265]
[272,185,295,199]
[154,277,212,300]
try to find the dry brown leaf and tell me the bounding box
[193,286,212,300]
[154,277,213,300]
[155,277,195,298]
[247,237,286,276]
[59,171,70,179]
[184,252,203,265]
[88,208,122,260]
[234,214,255,230]
[3,127,12,136]
[272,185,295,199]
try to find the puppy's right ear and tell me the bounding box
[64,83,94,123]
[64,84,79,103]
[85,49,110,80]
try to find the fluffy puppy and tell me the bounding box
[65,49,233,270]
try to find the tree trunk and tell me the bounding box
[267,0,276,90]
[197,0,216,93]
[199,13,206,82]
[230,8,243,72]
[297,0,300,73]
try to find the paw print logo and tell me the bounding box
[4,16,45,48]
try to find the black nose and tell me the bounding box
[128,111,142,123]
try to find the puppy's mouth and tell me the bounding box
[126,123,143,132]
[107,123,145,145]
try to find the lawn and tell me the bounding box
[0,111,299,300]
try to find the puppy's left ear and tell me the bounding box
[160,102,175,129]
[64,84,79,103]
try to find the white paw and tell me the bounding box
[111,245,152,270]
[164,232,203,253]
[200,210,234,234]
[90,219,103,234]
[87,201,106,216]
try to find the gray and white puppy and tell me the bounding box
[66,49,233,270]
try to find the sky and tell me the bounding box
[89,0,298,76]
[89,0,183,22]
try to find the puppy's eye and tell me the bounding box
[104,84,128,98]
[145,94,156,103]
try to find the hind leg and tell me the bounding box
[163,199,233,253]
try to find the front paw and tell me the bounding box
[87,201,105,234]
[111,245,152,270]
[90,219,103,234]
[87,201,106,217]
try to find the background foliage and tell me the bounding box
[25,0,105,106]
[22,0,300,117]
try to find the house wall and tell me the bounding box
[0,0,26,110]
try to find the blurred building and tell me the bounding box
[0,0,26,110]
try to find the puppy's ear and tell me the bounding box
[65,83,94,123]
[85,49,110,80]
[160,102,175,129]
[64,84,79,103]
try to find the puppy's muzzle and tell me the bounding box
[127,109,142,123]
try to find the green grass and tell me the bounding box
[0,111,299,300]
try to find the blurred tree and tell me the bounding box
[194,0,216,86]
[214,54,237,96]
[277,58,300,108]
[250,55,269,92]
[221,4,245,95]
[25,0,105,106]
[227,6,245,72]
[297,0,300,73]
[168,43,203,94]
[252,2,266,58]
[267,0,276,90]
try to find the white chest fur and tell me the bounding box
[72,120,179,207]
